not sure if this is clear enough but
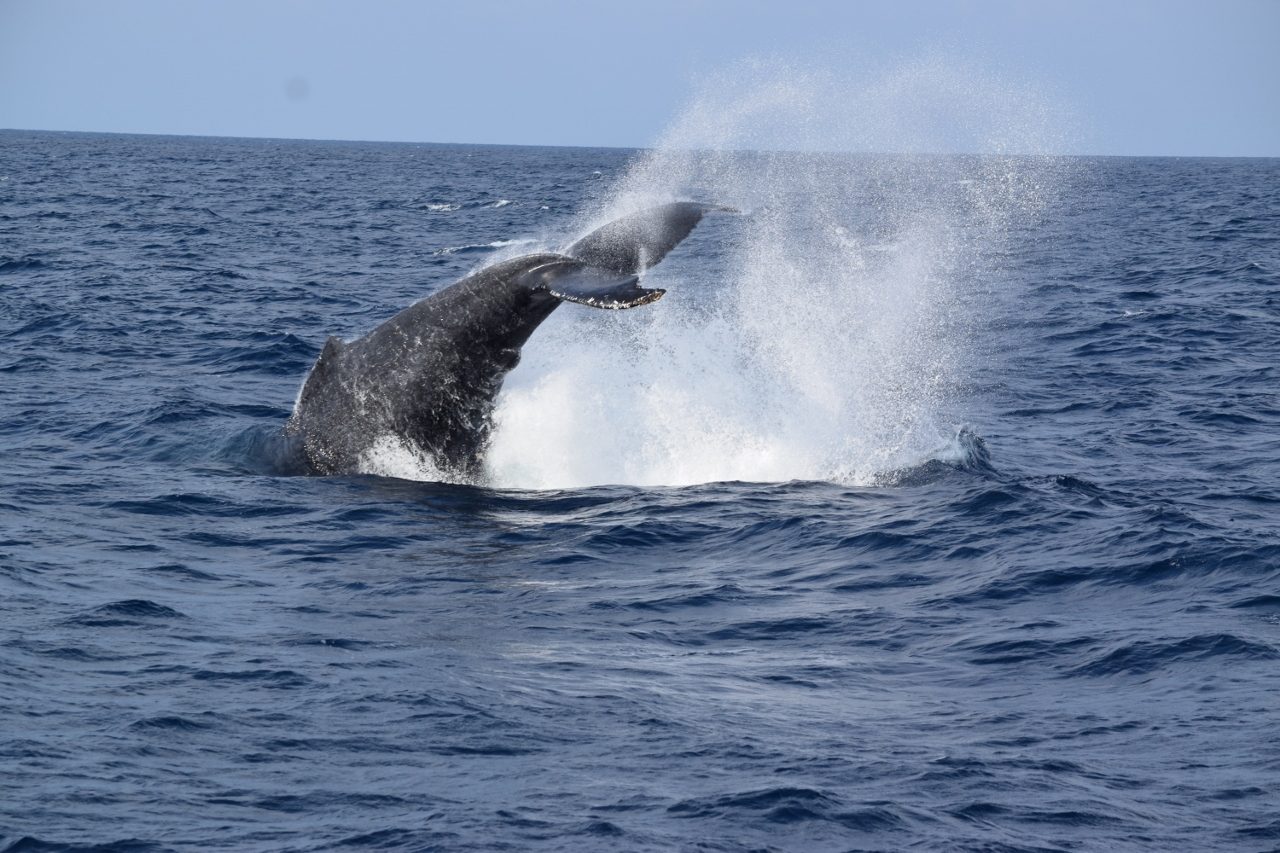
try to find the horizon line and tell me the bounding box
[2,126,1277,161]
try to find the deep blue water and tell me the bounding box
[2,130,1279,852]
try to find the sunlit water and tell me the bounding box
[2,73,1279,851]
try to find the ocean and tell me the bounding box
[1,128,1278,851]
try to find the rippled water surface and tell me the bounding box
[2,130,1279,852]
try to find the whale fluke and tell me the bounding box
[520,259,663,309]
[566,201,717,275]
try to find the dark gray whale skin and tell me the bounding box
[286,202,717,478]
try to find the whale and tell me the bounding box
[286,202,720,479]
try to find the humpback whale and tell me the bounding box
[286,202,719,478]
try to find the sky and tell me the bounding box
[1,0,1277,156]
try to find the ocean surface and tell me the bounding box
[1,129,1278,852]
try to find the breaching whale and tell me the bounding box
[286,202,720,479]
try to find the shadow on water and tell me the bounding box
[213,424,310,477]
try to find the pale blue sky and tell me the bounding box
[2,0,1277,156]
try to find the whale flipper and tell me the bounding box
[521,259,664,309]
[567,201,716,275]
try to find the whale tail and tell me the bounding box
[566,201,724,275]
[288,201,728,477]
[519,259,662,310]
[529,201,729,310]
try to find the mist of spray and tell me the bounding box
[491,60,1066,489]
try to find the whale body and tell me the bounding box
[286,202,718,479]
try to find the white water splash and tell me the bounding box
[485,59,1068,489]
[357,434,447,482]
[432,238,537,256]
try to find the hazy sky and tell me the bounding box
[2,0,1277,156]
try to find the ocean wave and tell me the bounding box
[0,838,171,853]
[0,255,48,274]
[1069,633,1279,677]
[4,130,1279,853]
[431,238,537,256]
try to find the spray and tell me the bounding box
[482,59,1068,489]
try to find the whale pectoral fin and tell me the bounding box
[526,261,665,310]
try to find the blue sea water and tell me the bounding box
[1,129,1278,852]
